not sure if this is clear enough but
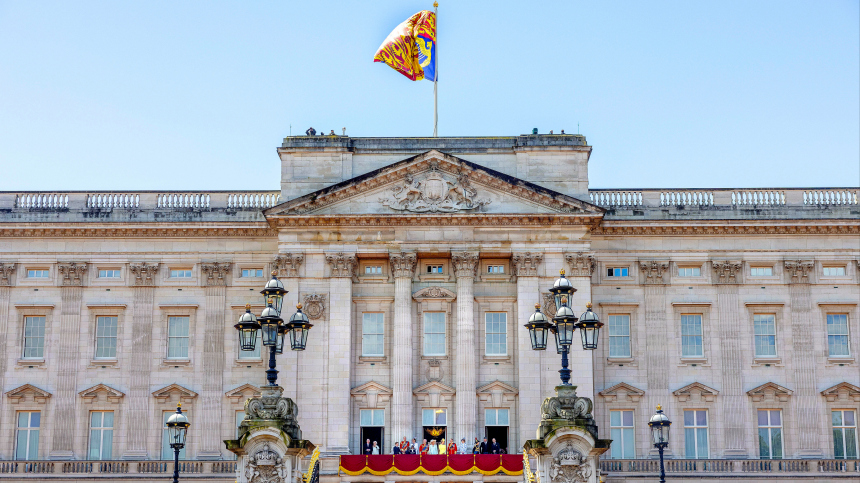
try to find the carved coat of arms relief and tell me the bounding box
[380,167,490,213]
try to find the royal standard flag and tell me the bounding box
[373,10,436,81]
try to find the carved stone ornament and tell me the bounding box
[380,165,490,213]
[451,252,479,278]
[564,253,595,277]
[426,358,444,382]
[389,252,417,279]
[784,260,814,283]
[539,385,597,440]
[201,262,231,286]
[0,263,15,286]
[711,261,742,284]
[273,253,303,278]
[542,292,557,318]
[325,253,357,280]
[512,252,543,278]
[129,262,158,286]
[245,443,289,483]
[639,261,668,284]
[57,262,87,286]
[412,286,457,302]
[242,386,302,441]
[302,293,327,320]
[549,443,592,483]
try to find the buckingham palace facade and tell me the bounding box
[0,134,857,481]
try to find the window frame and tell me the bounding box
[22,315,46,360]
[484,408,510,427]
[749,266,775,277]
[680,313,704,359]
[161,409,188,460]
[753,313,777,359]
[97,268,122,279]
[166,315,192,360]
[826,313,851,358]
[677,266,702,277]
[88,410,115,460]
[609,409,635,459]
[683,409,710,459]
[757,409,783,459]
[361,312,385,357]
[94,315,119,360]
[360,409,385,427]
[607,314,632,359]
[26,268,50,279]
[15,411,40,460]
[484,312,508,356]
[240,268,264,278]
[423,312,447,356]
[822,265,847,277]
[832,409,858,460]
[606,266,629,278]
[422,408,447,426]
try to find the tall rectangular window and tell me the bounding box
[485,408,509,426]
[423,312,446,356]
[95,316,118,359]
[27,269,49,278]
[823,266,846,276]
[88,411,114,460]
[681,314,703,358]
[15,411,40,460]
[485,312,507,355]
[609,410,635,459]
[238,330,261,359]
[684,410,709,459]
[98,269,121,278]
[757,410,782,459]
[607,267,628,277]
[750,267,773,276]
[827,314,850,357]
[678,267,701,277]
[833,410,858,459]
[23,316,46,359]
[753,314,777,357]
[167,316,190,359]
[608,314,631,358]
[362,313,384,357]
[162,410,187,460]
[169,269,192,278]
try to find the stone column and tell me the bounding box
[0,263,14,435]
[274,253,304,401]
[639,261,671,457]
[49,262,87,459]
[324,253,356,454]
[712,261,747,458]
[513,252,543,450]
[452,252,479,442]
[389,252,417,443]
[198,262,231,459]
[785,260,823,458]
[123,262,159,459]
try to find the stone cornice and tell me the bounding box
[0,224,276,238]
[593,220,860,236]
[269,214,601,228]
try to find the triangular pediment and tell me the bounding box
[225,383,261,402]
[821,382,860,402]
[351,381,393,395]
[747,382,793,402]
[673,382,719,402]
[413,286,456,301]
[5,384,51,402]
[477,380,518,395]
[599,382,646,403]
[79,384,125,403]
[413,380,456,396]
[152,383,197,402]
[266,151,604,220]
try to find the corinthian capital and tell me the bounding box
[129,262,159,287]
[564,252,595,277]
[389,252,417,279]
[326,253,357,279]
[639,261,669,285]
[784,260,814,283]
[273,253,304,278]
[451,252,479,279]
[57,262,88,287]
[0,263,16,286]
[711,261,742,284]
[512,252,543,278]
[201,262,231,286]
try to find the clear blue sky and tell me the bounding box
[1,0,857,191]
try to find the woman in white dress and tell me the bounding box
[428,439,439,454]
[371,441,380,454]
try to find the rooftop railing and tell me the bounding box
[588,188,859,208]
[3,191,282,211]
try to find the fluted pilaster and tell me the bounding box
[325,253,356,454]
[123,264,157,459]
[198,262,230,459]
[514,252,542,450]
[389,252,416,443]
[452,252,478,442]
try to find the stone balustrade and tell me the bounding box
[600,458,860,476]
[589,188,859,207]
[0,460,237,476]
[4,191,281,211]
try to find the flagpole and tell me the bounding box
[433,1,438,137]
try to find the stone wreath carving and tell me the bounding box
[549,443,591,483]
[380,166,490,213]
[245,443,288,483]
[302,293,327,320]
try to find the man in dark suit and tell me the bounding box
[479,437,489,454]
[490,438,501,454]
[364,438,373,455]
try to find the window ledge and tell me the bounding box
[234,358,264,367]
[359,356,387,363]
[421,355,448,360]
[606,357,635,366]
[678,357,709,367]
[752,358,783,367]
[479,275,512,283]
[827,357,855,366]
[358,276,388,283]
[482,355,512,364]
[17,359,46,368]
[89,359,119,368]
[162,358,192,367]
[418,275,450,283]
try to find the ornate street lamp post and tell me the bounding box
[523,270,603,385]
[165,403,190,483]
[234,272,314,387]
[648,405,672,483]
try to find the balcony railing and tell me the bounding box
[588,188,859,207]
[0,460,237,475]
[600,458,860,475]
[3,191,282,211]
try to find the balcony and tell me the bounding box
[600,458,860,478]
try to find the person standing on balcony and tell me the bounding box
[372,441,380,454]
[428,439,439,454]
